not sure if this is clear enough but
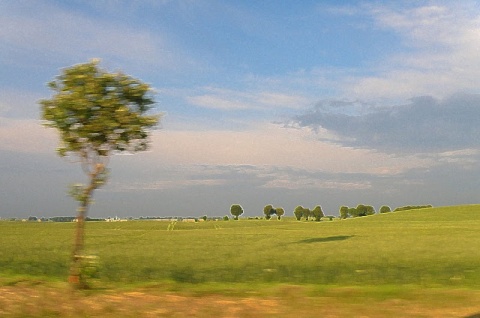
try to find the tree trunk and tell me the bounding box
[68,163,104,289]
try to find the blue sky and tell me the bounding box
[2,0,480,218]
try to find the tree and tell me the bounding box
[40,60,160,288]
[312,205,324,221]
[356,204,367,217]
[365,205,376,216]
[230,204,244,220]
[339,206,349,219]
[348,207,358,218]
[303,207,311,221]
[394,205,432,212]
[379,205,391,213]
[263,204,276,220]
[293,205,304,221]
[275,207,285,220]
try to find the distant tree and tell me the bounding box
[356,204,367,217]
[365,205,376,216]
[302,207,311,221]
[230,204,244,220]
[339,206,349,219]
[40,59,160,288]
[263,204,276,220]
[275,207,285,220]
[50,216,77,222]
[348,207,358,218]
[379,205,391,213]
[293,206,304,221]
[202,215,207,221]
[28,216,38,222]
[223,215,229,221]
[85,217,105,221]
[312,205,324,221]
[394,205,433,212]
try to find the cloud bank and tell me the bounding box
[293,93,480,153]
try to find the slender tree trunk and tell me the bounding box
[68,163,104,289]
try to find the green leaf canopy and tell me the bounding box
[40,60,160,158]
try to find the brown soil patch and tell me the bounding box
[1,284,480,317]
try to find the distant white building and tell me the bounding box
[105,216,127,222]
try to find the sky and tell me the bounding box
[2,0,480,218]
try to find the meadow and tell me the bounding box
[1,205,480,317]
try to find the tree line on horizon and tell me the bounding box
[3,204,434,223]
[229,203,433,221]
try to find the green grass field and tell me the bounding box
[2,204,480,287]
[1,205,480,317]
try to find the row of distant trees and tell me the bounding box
[293,205,325,221]
[229,204,286,220]
[339,204,377,219]
[16,204,433,224]
[339,204,433,219]
[263,205,285,220]
[230,204,433,221]
[230,204,325,221]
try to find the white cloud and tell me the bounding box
[108,178,227,192]
[146,122,432,175]
[0,89,44,118]
[106,161,373,193]
[188,94,253,110]
[0,118,57,154]
[261,176,371,191]
[187,87,311,111]
[372,5,467,47]
[437,148,480,166]
[256,92,310,109]
[343,3,480,100]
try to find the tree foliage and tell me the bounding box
[366,205,376,216]
[312,205,324,221]
[379,205,391,213]
[275,207,285,220]
[394,205,433,212]
[40,59,160,288]
[355,204,367,217]
[345,204,376,218]
[230,204,244,220]
[293,206,304,221]
[41,60,159,158]
[347,207,357,217]
[302,207,311,221]
[263,204,276,220]
[339,206,349,219]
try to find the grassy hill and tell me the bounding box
[1,204,480,288]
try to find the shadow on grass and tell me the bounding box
[296,235,354,244]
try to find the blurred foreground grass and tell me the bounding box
[1,279,480,317]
